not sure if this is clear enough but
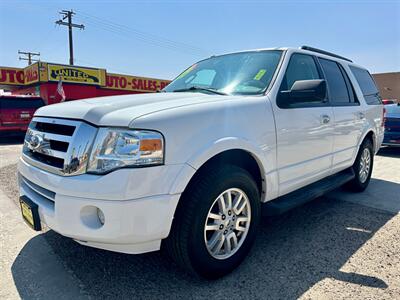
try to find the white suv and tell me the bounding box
[18,46,384,278]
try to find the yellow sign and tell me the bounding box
[0,66,25,85]
[254,69,266,81]
[47,64,106,86]
[105,73,170,92]
[24,63,40,85]
[38,62,48,82]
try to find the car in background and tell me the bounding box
[383,102,400,147]
[0,95,45,135]
[382,99,398,105]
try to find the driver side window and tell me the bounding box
[280,54,321,91]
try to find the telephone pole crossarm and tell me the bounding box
[18,50,40,65]
[55,10,85,65]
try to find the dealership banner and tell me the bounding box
[23,63,40,85]
[0,66,25,85]
[105,73,170,92]
[0,61,169,93]
[47,64,106,86]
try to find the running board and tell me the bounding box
[262,168,355,216]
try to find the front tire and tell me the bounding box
[346,138,374,192]
[165,165,261,279]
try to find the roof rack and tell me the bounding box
[300,46,353,63]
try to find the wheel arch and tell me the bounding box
[360,130,376,153]
[169,138,269,202]
[187,149,265,198]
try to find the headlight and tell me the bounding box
[87,128,164,174]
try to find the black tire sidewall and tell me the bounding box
[186,166,261,279]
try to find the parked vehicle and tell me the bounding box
[18,46,384,278]
[0,95,45,135]
[382,99,396,105]
[382,103,400,146]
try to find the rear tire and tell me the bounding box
[346,138,374,192]
[164,164,261,279]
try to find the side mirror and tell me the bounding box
[279,79,327,106]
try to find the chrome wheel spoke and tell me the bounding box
[205,224,220,231]
[224,235,232,253]
[233,194,245,215]
[226,191,233,210]
[218,196,227,212]
[208,213,221,220]
[210,232,225,254]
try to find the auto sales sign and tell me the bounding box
[47,64,106,86]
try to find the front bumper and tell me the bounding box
[18,158,186,254]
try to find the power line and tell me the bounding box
[55,10,85,65]
[74,9,208,57]
[18,50,40,65]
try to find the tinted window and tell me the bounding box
[0,98,45,109]
[349,66,381,105]
[319,58,350,104]
[280,53,321,91]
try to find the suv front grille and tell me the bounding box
[34,121,75,136]
[22,117,98,176]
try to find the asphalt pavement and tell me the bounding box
[0,138,399,299]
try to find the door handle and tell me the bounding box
[357,112,366,119]
[321,115,330,124]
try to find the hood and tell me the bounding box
[35,92,238,127]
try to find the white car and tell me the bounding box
[18,46,384,278]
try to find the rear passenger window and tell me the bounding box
[319,58,353,104]
[349,66,382,105]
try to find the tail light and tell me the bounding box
[381,107,386,127]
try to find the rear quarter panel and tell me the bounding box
[344,63,384,154]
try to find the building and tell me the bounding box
[0,61,170,105]
[372,72,400,101]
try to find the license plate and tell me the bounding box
[20,196,41,231]
[20,113,30,119]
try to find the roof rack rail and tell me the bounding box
[300,46,353,63]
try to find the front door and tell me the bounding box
[271,53,334,196]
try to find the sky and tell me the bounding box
[0,0,399,80]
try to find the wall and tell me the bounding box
[372,72,400,100]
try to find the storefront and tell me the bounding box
[0,62,170,104]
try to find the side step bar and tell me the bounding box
[262,168,355,216]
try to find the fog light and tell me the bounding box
[97,208,105,225]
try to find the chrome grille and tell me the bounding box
[22,117,98,176]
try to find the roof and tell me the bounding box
[212,46,357,65]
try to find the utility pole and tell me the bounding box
[18,50,40,65]
[55,10,85,65]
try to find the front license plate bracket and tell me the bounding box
[19,196,41,231]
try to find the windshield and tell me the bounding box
[164,50,283,95]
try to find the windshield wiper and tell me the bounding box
[172,86,227,95]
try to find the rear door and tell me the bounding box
[317,58,365,173]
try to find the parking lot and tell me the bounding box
[0,137,399,299]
